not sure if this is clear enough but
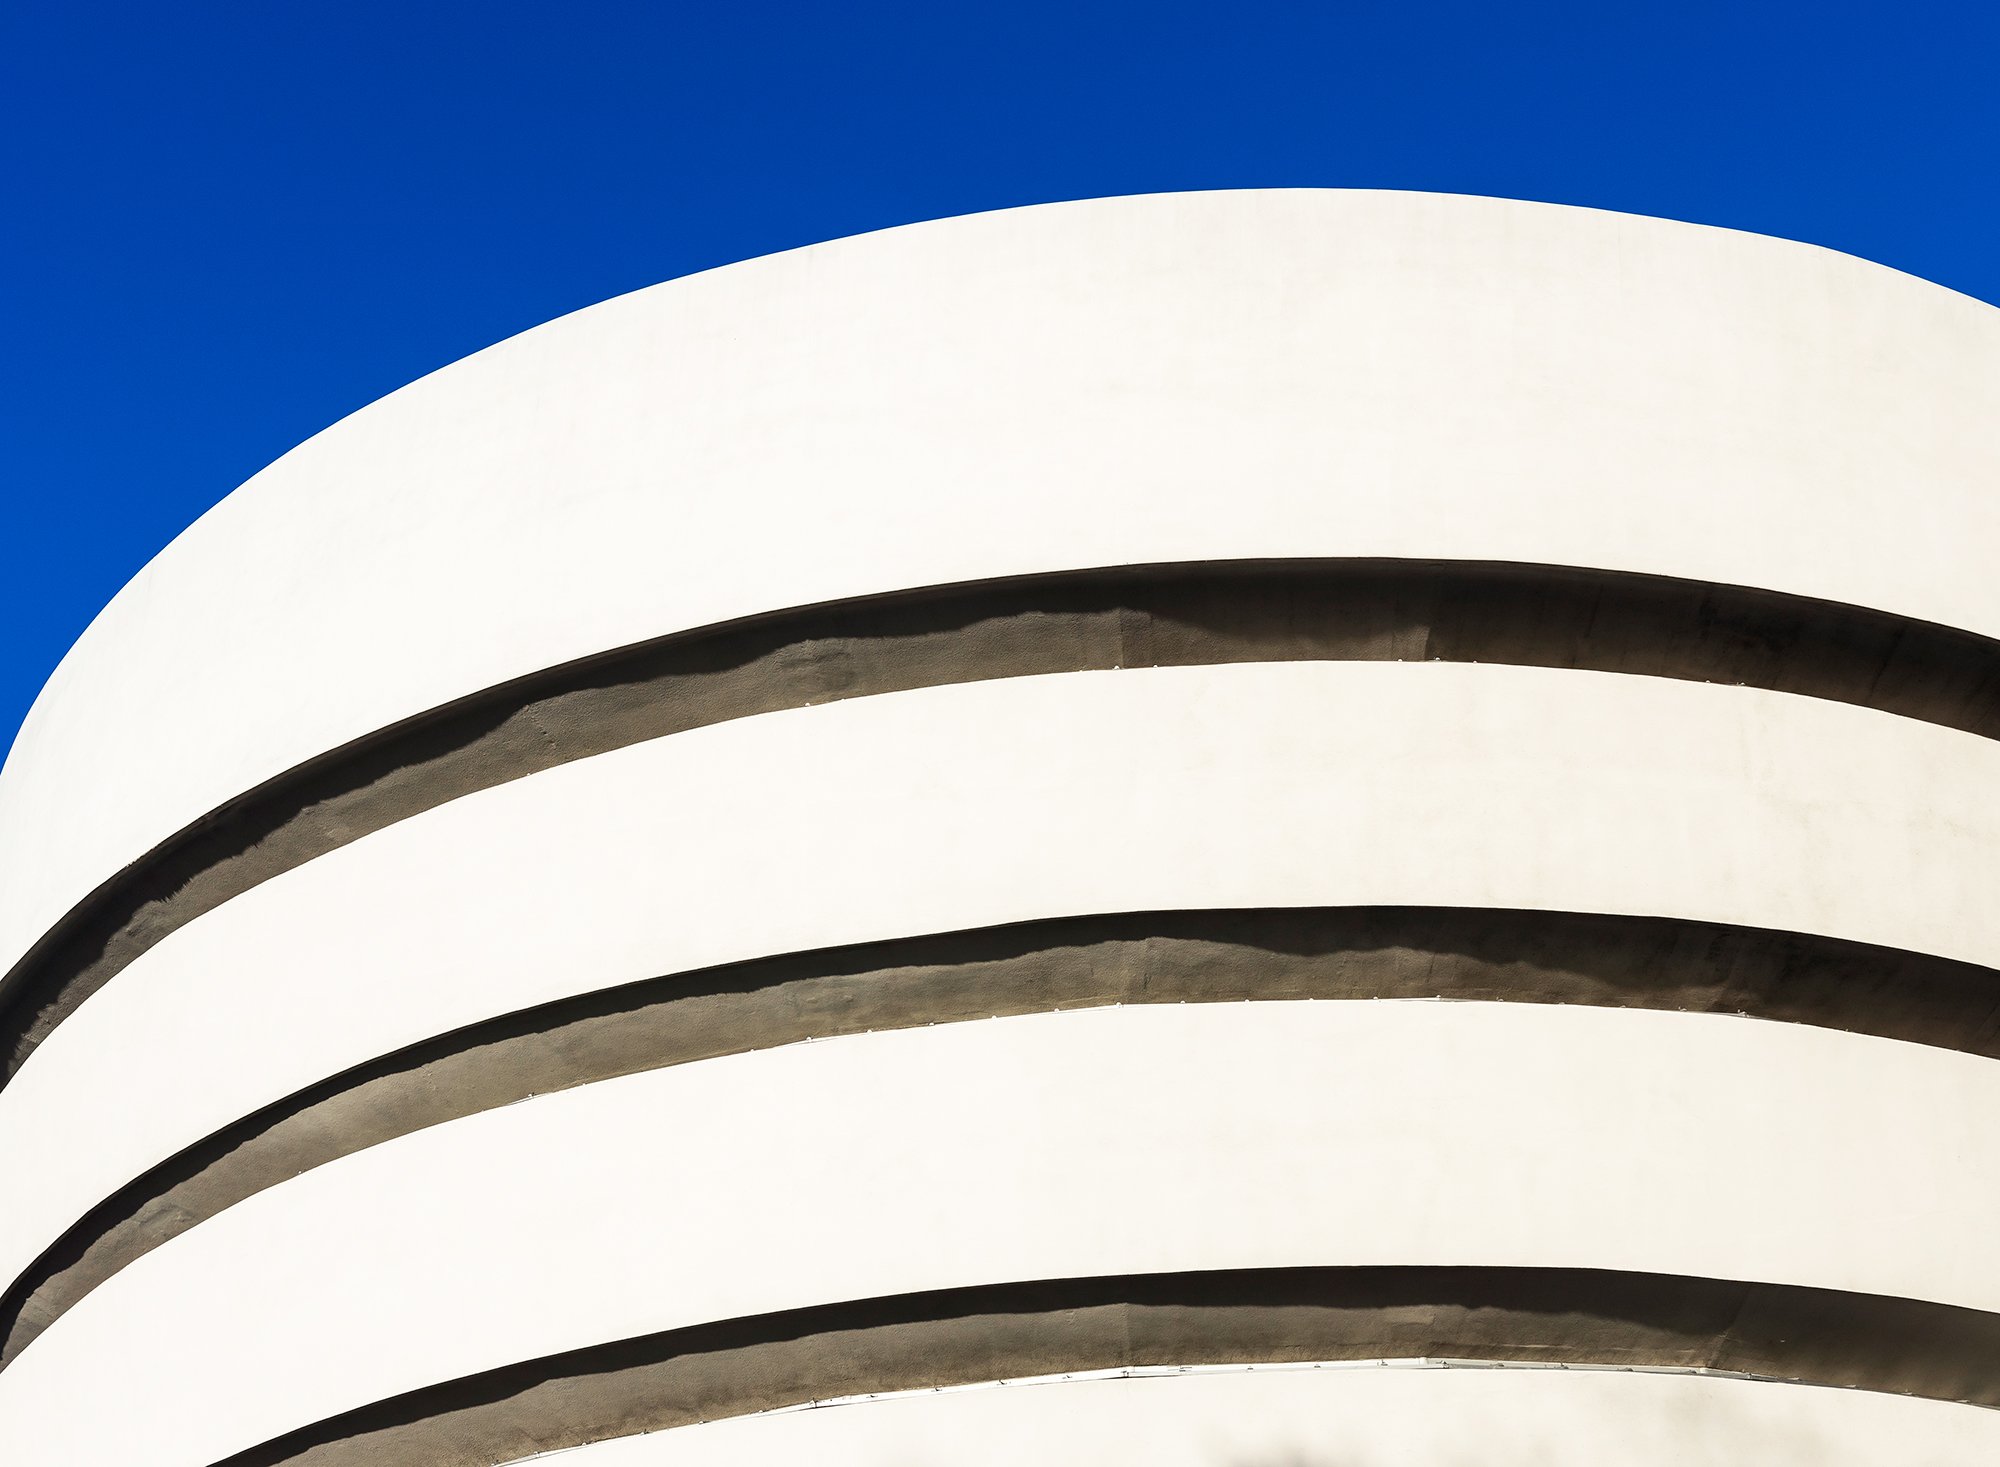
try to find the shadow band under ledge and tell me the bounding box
[9,557,2000,1086]
[208,1264,2000,1467]
[7,903,2000,1369]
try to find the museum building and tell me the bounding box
[2,190,1999,1464]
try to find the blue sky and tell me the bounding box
[4,2,1996,757]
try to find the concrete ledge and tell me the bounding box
[10,190,1999,996]
[9,1001,2000,1462]
[14,659,2000,1316]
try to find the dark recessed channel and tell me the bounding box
[7,904,1999,1370]
[209,1265,2000,1467]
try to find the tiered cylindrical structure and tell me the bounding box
[2,190,1998,1466]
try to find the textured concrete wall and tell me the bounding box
[2,190,1998,1465]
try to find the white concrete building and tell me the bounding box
[1,189,1997,1465]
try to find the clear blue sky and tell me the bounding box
[4,2,1996,758]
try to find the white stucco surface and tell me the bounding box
[3,189,1998,983]
[3,1001,1997,1465]
[5,659,1997,1293]
[530,1364,2000,1467]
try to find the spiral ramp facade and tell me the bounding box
[2,189,1999,1465]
